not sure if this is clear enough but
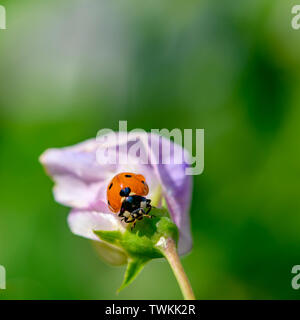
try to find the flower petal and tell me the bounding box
[40,139,115,182]
[145,134,193,255]
[52,175,103,208]
[40,139,115,208]
[67,210,127,265]
[68,209,124,241]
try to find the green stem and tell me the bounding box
[161,238,196,300]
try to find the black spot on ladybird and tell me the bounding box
[109,183,113,189]
[125,174,132,178]
[120,187,131,197]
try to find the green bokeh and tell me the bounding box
[1,0,300,299]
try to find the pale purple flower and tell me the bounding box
[40,132,193,257]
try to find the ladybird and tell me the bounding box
[107,172,153,228]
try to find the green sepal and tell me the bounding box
[93,207,179,291]
[117,258,148,292]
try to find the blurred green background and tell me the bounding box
[1,0,300,299]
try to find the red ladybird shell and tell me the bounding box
[107,172,149,213]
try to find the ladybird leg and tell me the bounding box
[126,210,136,223]
[135,207,152,219]
[137,208,144,220]
[131,208,141,216]
[130,209,143,223]
[146,204,152,214]
[131,220,136,230]
[118,206,125,217]
[145,204,154,218]
[142,210,153,220]
[119,208,125,222]
[136,208,147,219]
[145,200,153,214]
[122,212,134,223]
